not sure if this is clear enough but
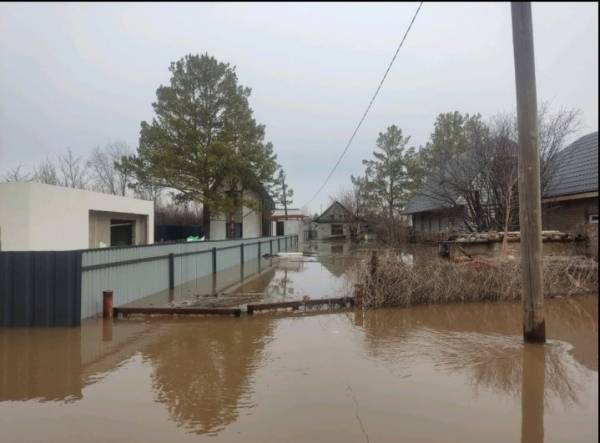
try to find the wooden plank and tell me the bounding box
[247,296,354,314]
[113,306,241,317]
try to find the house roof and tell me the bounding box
[404,131,598,214]
[403,178,457,214]
[272,208,305,218]
[403,152,473,215]
[314,201,358,223]
[544,131,598,198]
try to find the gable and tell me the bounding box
[314,201,355,223]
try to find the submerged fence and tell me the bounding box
[0,235,298,327]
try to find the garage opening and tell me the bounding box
[110,219,134,246]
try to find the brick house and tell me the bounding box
[542,132,598,257]
[405,131,598,252]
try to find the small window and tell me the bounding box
[226,222,243,239]
[331,224,343,236]
[590,214,598,224]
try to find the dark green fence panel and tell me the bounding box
[0,251,82,327]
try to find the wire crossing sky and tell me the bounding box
[1,3,597,214]
[303,1,424,208]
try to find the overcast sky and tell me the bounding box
[1,2,597,214]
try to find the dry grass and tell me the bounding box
[353,254,598,309]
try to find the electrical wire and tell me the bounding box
[303,1,424,208]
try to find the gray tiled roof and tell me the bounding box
[403,131,598,214]
[544,131,598,198]
[403,179,456,214]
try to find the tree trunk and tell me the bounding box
[202,204,211,240]
[283,181,288,220]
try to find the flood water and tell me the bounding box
[0,242,597,443]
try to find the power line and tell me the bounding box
[303,1,424,208]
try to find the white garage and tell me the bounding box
[0,182,154,251]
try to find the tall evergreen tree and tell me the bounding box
[118,54,277,238]
[362,125,411,218]
[273,168,294,219]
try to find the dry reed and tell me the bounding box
[353,254,598,308]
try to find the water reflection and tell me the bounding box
[0,316,275,437]
[142,318,274,435]
[0,328,82,402]
[357,298,597,443]
[522,344,545,443]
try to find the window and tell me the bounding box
[331,224,343,236]
[590,214,598,224]
[226,222,242,239]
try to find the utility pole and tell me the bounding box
[511,2,545,343]
[282,176,288,220]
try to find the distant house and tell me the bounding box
[403,180,467,236]
[0,182,154,251]
[313,201,367,241]
[209,185,274,240]
[271,208,306,238]
[542,131,598,232]
[404,131,598,242]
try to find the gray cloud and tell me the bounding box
[1,2,597,213]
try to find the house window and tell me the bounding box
[331,224,343,236]
[590,214,598,224]
[226,222,242,239]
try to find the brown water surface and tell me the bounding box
[0,242,597,442]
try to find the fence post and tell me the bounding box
[102,290,113,319]
[168,253,175,290]
[368,250,378,301]
[212,247,217,274]
[354,284,364,308]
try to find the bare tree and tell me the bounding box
[415,104,581,233]
[537,103,582,193]
[3,164,31,182]
[58,148,89,189]
[88,142,133,196]
[32,156,60,185]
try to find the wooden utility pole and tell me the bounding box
[511,2,545,343]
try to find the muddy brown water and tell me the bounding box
[0,242,597,443]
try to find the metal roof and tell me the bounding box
[544,131,598,198]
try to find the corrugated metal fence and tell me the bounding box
[80,235,298,320]
[0,235,297,327]
[0,251,82,327]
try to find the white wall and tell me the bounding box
[0,182,154,251]
[209,189,264,239]
[0,182,31,250]
[243,201,262,238]
[210,216,227,240]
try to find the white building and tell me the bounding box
[313,201,368,241]
[0,182,154,251]
[209,187,274,240]
[271,208,306,238]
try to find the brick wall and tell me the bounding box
[542,197,598,233]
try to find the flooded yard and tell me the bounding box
[0,242,597,442]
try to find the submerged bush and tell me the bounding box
[353,254,598,309]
